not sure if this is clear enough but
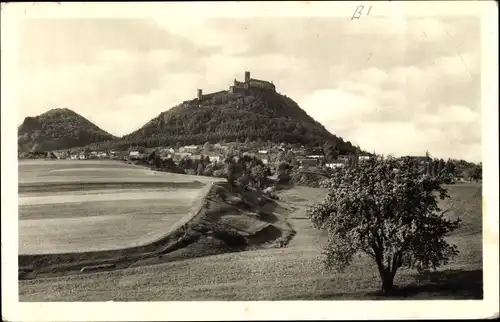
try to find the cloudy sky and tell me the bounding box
[17,7,482,162]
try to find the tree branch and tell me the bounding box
[362,247,376,258]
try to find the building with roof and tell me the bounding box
[196,71,277,101]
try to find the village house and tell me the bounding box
[326,159,347,168]
[190,154,203,161]
[358,155,371,161]
[179,145,199,153]
[242,152,257,158]
[213,143,229,152]
[129,151,140,159]
[173,152,192,162]
[46,152,57,159]
[306,155,324,159]
[338,155,350,162]
[258,150,268,155]
[159,148,175,158]
[291,148,306,156]
[50,151,68,159]
[209,155,221,163]
[160,155,173,162]
[299,158,319,169]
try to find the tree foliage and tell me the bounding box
[225,154,271,190]
[307,156,461,293]
[17,108,116,152]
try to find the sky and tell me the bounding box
[17,8,482,162]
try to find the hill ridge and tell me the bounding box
[19,72,359,153]
[18,107,117,153]
[114,71,357,153]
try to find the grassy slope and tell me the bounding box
[19,183,482,301]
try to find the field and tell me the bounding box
[19,160,223,255]
[18,160,483,301]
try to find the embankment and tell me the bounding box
[19,183,296,279]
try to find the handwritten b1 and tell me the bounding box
[351,5,372,20]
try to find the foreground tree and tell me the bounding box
[307,156,461,294]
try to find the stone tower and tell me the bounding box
[197,89,203,100]
[245,71,250,83]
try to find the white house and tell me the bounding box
[291,148,306,156]
[52,151,67,159]
[306,155,324,159]
[129,151,140,158]
[173,152,192,161]
[326,160,347,168]
[209,156,221,163]
[358,155,371,161]
[258,150,268,154]
[179,145,198,153]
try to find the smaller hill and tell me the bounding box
[18,108,117,153]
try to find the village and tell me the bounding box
[18,139,482,186]
[24,142,370,170]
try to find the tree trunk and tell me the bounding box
[381,269,395,294]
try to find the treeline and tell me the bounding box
[132,149,274,192]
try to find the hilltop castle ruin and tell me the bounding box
[197,71,276,101]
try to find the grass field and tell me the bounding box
[18,160,483,301]
[18,159,221,189]
[18,160,221,256]
[19,193,199,254]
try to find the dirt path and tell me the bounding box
[277,186,330,248]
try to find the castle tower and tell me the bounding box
[197,89,203,100]
[245,71,250,83]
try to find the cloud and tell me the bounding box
[298,52,481,161]
[17,16,482,161]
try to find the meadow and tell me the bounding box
[18,160,483,301]
[18,160,222,260]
